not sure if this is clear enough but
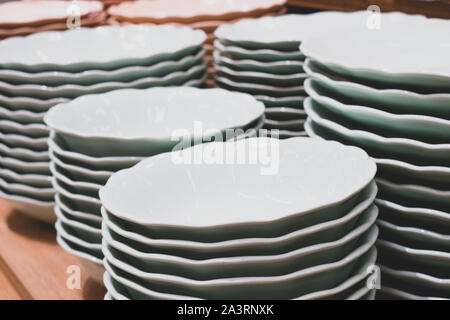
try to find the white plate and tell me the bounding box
[304,117,450,185]
[0,132,47,151]
[101,184,376,259]
[52,177,101,212]
[215,75,305,97]
[304,98,450,166]
[0,93,68,112]
[56,206,101,239]
[56,194,102,225]
[0,142,48,162]
[0,176,53,200]
[215,63,307,87]
[0,107,46,124]
[0,155,49,175]
[214,51,304,75]
[264,118,305,131]
[304,59,450,119]
[304,78,450,143]
[0,167,51,188]
[265,107,306,120]
[0,49,204,86]
[100,138,375,237]
[375,199,450,228]
[103,230,377,299]
[0,119,49,137]
[214,12,371,50]
[0,188,54,223]
[376,239,450,269]
[379,286,446,300]
[0,25,206,72]
[45,87,265,157]
[50,162,102,195]
[215,40,304,62]
[255,94,305,108]
[300,15,450,89]
[0,63,206,99]
[48,133,144,171]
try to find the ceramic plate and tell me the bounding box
[0,119,49,137]
[0,155,49,175]
[0,25,206,72]
[0,142,49,161]
[0,107,46,124]
[100,138,375,242]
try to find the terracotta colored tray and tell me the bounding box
[0,198,106,300]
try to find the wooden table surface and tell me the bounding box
[0,198,106,300]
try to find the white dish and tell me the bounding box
[0,132,47,151]
[56,194,102,225]
[304,98,450,166]
[100,138,375,239]
[0,93,68,112]
[0,119,49,137]
[101,184,376,259]
[214,51,304,75]
[0,49,204,86]
[265,107,306,120]
[215,40,304,62]
[215,75,305,97]
[300,16,450,89]
[375,198,450,228]
[0,63,206,99]
[56,206,101,239]
[214,12,370,50]
[56,234,103,266]
[379,286,446,300]
[304,59,450,119]
[255,94,305,108]
[304,78,450,143]
[0,155,49,175]
[103,230,377,299]
[376,239,450,269]
[0,142,49,161]
[0,25,206,72]
[215,63,307,86]
[376,178,449,211]
[0,167,51,188]
[0,107,46,124]
[381,265,450,293]
[50,162,101,196]
[0,176,53,199]
[48,133,144,171]
[0,188,54,223]
[52,177,101,210]
[103,212,377,280]
[264,119,304,131]
[45,87,265,156]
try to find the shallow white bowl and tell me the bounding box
[0,120,49,137]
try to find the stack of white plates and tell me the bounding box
[0,25,206,223]
[213,12,371,139]
[100,137,378,299]
[44,86,265,283]
[300,13,450,299]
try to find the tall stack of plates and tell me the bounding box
[300,13,450,299]
[0,1,106,40]
[213,12,372,138]
[0,25,206,223]
[106,0,287,86]
[44,87,266,283]
[100,137,378,299]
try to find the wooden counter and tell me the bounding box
[0,198,106,300]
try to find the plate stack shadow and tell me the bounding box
[0,25,207,223]
[301,12,450,299]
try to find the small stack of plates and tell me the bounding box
[100,137,378,299]
[0,1,106,40]
[213,12,372,138]
[44,86,266,283]
[106,0,287,86]
[300,13,450,299]
[0,25,206,223]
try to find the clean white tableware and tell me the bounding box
[300,16,450,90]
[45,87,265,157]
[52,178,101,214]
[0,176,53,199]
[0,132,47,151]
[56,194,102,226]
[0,107,46,124]
[0,93,68,111]
[0,25,206,72]
[56,207,101,243]
[0,167,51,188]
[0,119,49,137]
[304,79,450,143]
[101,184,376,259]
[0,48,205,86]
[304,98,450,167]
[100,138,376,242]
[103,230,377,299]
[0,155,49,175]
[379,286,446,300]
[303,59,450,119]
[50,162,101,197]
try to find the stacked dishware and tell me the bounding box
[213,12,371,138]
[44,86,266,283]
[0,0,106,40]
[106,0,287,86]
[300,12,450,299]
[100,137,378,299]
[0,25,207,223]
